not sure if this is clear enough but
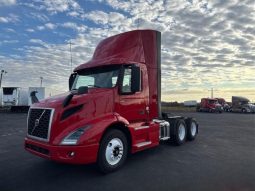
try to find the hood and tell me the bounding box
[32,92,70,108]
[31,88,113,109]
[31,88,115,144]
[247,103,255,110]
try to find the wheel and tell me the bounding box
[97,129,128,173]
[173,119,187,145]
[185,118,198,141]
[242,108,246,113]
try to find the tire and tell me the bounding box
[242,108,246,113]
[173,119,187,145]
[97,129,128,173]
[185,118,198,141]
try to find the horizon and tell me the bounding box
[0,0,254,102]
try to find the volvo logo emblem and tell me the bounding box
[35,119,40,127]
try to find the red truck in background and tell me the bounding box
[215,98,230,112]
[24,30,199,173]
[197,98,223,113]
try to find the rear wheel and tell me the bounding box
[97,129,128,173]
[173,119,187,145]
[185,118,198,141]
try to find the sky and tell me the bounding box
[0,0,254,102]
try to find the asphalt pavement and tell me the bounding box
[0,112,255,191]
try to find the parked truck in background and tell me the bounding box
[215,98,230,112]
[184,100,197,107]
[196,98,223,113]
[0,87,45,112]
[230,96,255,113]
[24,30,199,173]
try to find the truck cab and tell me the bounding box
[231,96,255,113]
[215,98,230,112]
[24,30,199,173]
[197,98,223,113]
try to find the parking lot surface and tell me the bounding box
[0,112,254,191]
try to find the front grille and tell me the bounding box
[27,108,53,141]
[25,143,50,155]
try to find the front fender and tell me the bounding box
[78,113,119,145]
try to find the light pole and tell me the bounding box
[69,41,74,73]
[0,69,7,88]
[40,76,43,87]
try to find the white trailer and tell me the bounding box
[0,87,45,112]
[184,100,197,107]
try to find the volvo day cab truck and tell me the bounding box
[24,30,199,173]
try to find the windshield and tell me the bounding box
[72,65,121,90]
[208,100,217,104]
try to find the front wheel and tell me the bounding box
[97,129,128,173]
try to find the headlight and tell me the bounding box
[61,128,85,145]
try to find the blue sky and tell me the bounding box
[0,0,254,102]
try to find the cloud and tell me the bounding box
[0,40,19,45]
[0,14,19,23]
[45,23,56,30]
[0,17,9,23]
[29,12,49,22]
[0,0,16,6]
[26,28,35,32]
[31,0,84,16]
[37,25,45,30]
[61,22,87,32]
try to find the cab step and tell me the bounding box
[134,141,152,148]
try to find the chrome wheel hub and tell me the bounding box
[191,122,197,136]
[105,138,123,165]
[178,124,185,141]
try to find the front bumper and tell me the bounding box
[24,138,99,164]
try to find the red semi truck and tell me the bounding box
[197,98,223,113]
[24,30,198,173]
[215,98,230,112]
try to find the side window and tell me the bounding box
[121,68,132,93]
[121,65,141,94]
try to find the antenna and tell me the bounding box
[40,76,43,87]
